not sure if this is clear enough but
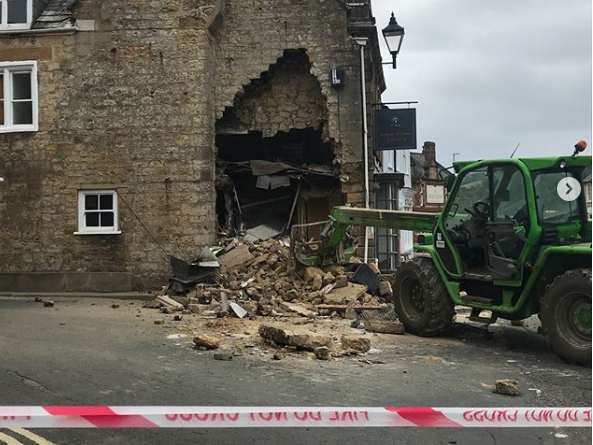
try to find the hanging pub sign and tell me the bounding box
[375,108,417,150]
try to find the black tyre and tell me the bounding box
[393,258,455,336]
[540,268,592,366]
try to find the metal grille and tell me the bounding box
[358,304,399,322]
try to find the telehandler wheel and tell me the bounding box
[393,258,455,337]
[539,268,592,366]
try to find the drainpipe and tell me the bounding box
[355,37,370,263]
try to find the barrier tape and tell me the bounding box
[0,407,591,428]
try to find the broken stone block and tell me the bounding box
[280,302,316,318]
[43,300,54,308]
[311,274,323,292]
[188,303,221,315]
[281,281,293,292]
[322,272,335,286]
[154,319,165,325]
[218,245,254,273]
[364,320,405,335]
[266,253,279,266]
[173,314,183,321]
[188,304,202,314]
[246,287,260,299]
[334,275,348,289]
[378,280,393,296]
[281,289,299,302]
[213,351,234,361]
[144,299,162,309]
[494,379,521,396]
[368,262,381,275]
[242,301,258,315]
[259,324,333,350]
[304,266,324,283]
[314,346,331,360]
[273,351,285,360]
[306,291,322,302]
[193,334,221,350]
[341,334,371,353]
[325,265,346,276]
[258,304,274,316]
[324,283,368,305]
[362,293,373,304]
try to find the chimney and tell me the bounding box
[423,141,438,180]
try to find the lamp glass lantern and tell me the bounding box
[382,12,405,69]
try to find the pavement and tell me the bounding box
[0,296,591,445]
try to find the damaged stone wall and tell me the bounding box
[215,0,367,202]
[223,50,326,139]
[0,0,384,291]
[0,0,223,290]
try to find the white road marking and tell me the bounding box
[10,428,59,445]
[0,431,26,445]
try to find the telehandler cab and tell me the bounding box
[292,144,592,365]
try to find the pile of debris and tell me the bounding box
[145,235,405,360]
[157,235,396,319]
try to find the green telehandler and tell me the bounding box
[292,144,592,365]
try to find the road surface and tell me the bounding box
[0,297,590,444]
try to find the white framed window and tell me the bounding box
[0,0,33,30]
[75,190,121,235]
[0,61,38,133]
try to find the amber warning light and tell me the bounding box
[572,140,588,157]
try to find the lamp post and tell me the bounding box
[382,12,405,69]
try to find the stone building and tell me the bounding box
[0,0,386,291]
[410,141,450,213]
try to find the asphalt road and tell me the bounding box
[0,297,590,445]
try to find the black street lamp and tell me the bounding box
[382,12,405,69]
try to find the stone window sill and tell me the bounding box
[74,231,122,236]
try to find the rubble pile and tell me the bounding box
[163,237,393,319]
[145,236,404,361]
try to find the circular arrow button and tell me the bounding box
[557,177,581,202]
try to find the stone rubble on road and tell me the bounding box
[142,236,407,362]
[494,379,521,396]
[193,333,222,350]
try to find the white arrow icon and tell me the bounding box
[557,177,581,202]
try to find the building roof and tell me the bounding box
[410,152,452,179]
[32,0,78,29]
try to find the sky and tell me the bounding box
[372,0,592,165]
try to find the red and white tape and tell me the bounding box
[0,407,591,428]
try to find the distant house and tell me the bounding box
[410,142,451,213]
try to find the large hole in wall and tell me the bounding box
[215,50,342,237]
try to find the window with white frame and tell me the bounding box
[0,0,33,29]
[0,61,38,133]
[76,190,121,235]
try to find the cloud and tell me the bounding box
[372,0,592,162]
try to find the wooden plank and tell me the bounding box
[316,305,385,311]
[156,295,184,310]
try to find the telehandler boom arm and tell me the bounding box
[324,206,437,248]
[291,206,437,266]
